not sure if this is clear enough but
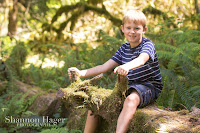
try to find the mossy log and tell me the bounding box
[58,71,200,133]
[57,71,127,132]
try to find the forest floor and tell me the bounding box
[137,105,200,133]
[12,79,200,133]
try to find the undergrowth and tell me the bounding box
[148,28,200,110]
[0,88,41,132]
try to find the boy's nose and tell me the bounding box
[131,30,135,33]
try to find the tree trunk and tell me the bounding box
[194,0,200,14]
[194,0,200,29]
[8,0,18,37]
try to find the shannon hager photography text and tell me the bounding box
[5,116,66,127]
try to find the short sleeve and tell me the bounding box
[111,47,122,65]
[140,41,155,61]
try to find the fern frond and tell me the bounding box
[176,30,200,44]
[101,35,123,46]
[160,68,194,109]
[167,47,195,71]
[155,43,176,52]
[176,82,194,109]
[189,86,200,96]
[156,51,173,60]
[190,69,200,83]
[168,90,176,108]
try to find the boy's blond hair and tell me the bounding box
[122,10,147,28]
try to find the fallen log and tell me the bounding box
[58,70,200,133]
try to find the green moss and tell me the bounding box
[176,109,189,115]
[66,108,87,131]
[157,117,167,123]
[130,110,155,133]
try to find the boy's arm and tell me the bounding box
[114,53,149,76]
[68,59,118,78]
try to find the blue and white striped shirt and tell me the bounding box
[111,37,163,91]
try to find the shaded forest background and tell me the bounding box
[0,0,200,132]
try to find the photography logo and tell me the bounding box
[5,116,66,127]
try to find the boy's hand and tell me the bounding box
[68,67,82,79]
[114,65,129,76]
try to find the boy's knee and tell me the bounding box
[125,92,140,107]
[88,110,92,114]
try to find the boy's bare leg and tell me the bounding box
[116,91,141,133]
[84,110,99,133]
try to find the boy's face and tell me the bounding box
[121,21,147,48]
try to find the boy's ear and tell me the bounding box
[121,25,124,33]
[143,27,147,33]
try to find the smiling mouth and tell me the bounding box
[129,35,136,38]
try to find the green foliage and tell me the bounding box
[0,128,7,133]
[24,0,50,24]
[6,41,28,80]
[154,29,200,110]
[0,92,40,122]
[0,36,15,61]
[22,63,67,90]
[58,29,123,89]
[40,80,59,90]
[21,29,123,90]
[0,90,41,132]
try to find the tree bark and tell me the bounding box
[194,0,200,14]
[8,0,18,37]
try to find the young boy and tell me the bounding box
[68,10,163,133]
